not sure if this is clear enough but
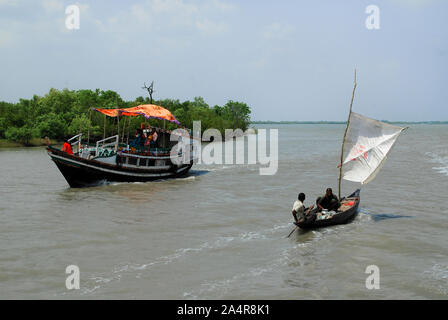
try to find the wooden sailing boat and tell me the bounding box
[295,70,407,229]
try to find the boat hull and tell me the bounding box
[295,189,360,229]
[47,147,193,188]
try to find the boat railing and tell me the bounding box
[68,133,83,154]
[118,151,172,160]
[68,133,83,144]
[96,135,119,156]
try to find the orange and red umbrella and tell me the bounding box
[94,104,180,125]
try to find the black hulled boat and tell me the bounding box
[47,104,195,187]
[295,189,360,229]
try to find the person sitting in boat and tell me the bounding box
[130,129,145,149]
[144,130,153,149]
[61,137,73,155]
[317,188,340,212]
[292,193,314,223]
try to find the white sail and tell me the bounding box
[342,112,405,184]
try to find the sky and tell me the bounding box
[0,0,447,121]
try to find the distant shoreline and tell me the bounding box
[0,138,62,149]
[251,121,448,125]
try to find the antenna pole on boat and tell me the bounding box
[87,108,91,145]
[127,116,131,146]
[116,97,120,140]
[103,114,106,140]
[117,113,120,140]
[338,69,357,200]
[121,113,127,143]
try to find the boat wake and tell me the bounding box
[422,263,448,296]
[194,164,259,173]
[74,176,199,189]
[426,152,448,176]
[76,223,291,296]
[183,258,285,299]
[182,209,394,298]
[76,217,373,298]
[74,209,393,298]
[183,221,363,299]
[188,169,211,177]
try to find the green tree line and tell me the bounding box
[0,88,251,145]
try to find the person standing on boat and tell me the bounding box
[61,138,73,155]
[150,128,158,148]
[292,193,314,223]
[317,188,340,211]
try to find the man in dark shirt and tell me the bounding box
[130,129,145,149]
[317,188,340,211]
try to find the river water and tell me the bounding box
[0,124,447,299]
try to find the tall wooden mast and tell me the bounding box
[338,69,357,200]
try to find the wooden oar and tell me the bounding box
[286,225,298,238]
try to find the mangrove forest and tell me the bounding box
[0,88,252,146]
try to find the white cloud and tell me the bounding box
[391,0,437,7]
[0,0,234,44]
[207,0,236,12]
[125,0,235,35]
[0,1,91,48]
[41,0,64,13]
[195,19,229,35]
[0,0,20,6]
[262,23,296,41]
[150,0,199,15]
[0,29,14,48]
